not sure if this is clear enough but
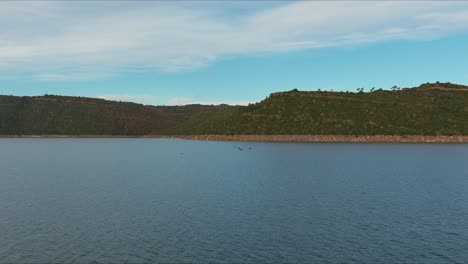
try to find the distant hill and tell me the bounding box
[1,82,467,136]
[0,95,233,135]
[171,82,468,135]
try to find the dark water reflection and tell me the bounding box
[1,139,467,263]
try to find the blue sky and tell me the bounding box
[1,1,468,105]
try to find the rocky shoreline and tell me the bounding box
[2,134,468,143]
[177,135,468,143]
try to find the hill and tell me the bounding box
[1,82,467,136]
[0,95,233,135]
[171,82,468,135]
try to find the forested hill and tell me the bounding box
[0,95,234,135]
[173,82,468,135]
[1,82,467,136]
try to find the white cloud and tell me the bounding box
[96,94,157,105]
[166,97,250,106]
[1,1,468,80]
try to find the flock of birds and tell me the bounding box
[234,146,252,151]
[178,145,251,157]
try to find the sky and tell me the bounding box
[1,1,468,105]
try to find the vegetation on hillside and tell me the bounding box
[172,82,468,135]
[1,82,467,135]
[0,95,231,135]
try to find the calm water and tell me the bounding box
[1,139,467,263]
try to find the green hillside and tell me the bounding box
[172,82,468,135]
[1,82,467,136]
[0,95,230,135]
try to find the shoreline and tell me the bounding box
[1,134,468,143]
[177,135,468,143]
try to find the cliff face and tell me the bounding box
[1,82,467,136]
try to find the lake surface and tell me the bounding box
[1,139,467,263]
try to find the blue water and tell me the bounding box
[0,139,467,263]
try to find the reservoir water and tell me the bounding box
[1,139,467,263]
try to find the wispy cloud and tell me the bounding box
[96,94,157,105]
[34,72,113,82]
[166,97,250,106]
[1,1,468,80]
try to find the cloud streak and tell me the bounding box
[166,97,250,106]
[1,1,468,80]
[96,94,157,105]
